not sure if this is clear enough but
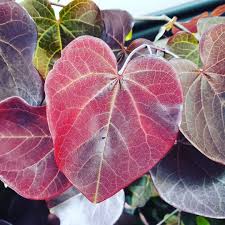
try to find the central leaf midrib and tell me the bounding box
[93,82,119,203]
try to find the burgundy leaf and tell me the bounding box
[45,36,183,203]
[0,0,43,105]
[101,10,133,64]
[0,97,71,200]
[171,24,225,164]
[151,133,225,218]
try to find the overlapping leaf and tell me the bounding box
[21,0,102,78]
[101,10,133,65]
[45,36,183,203]
[49,188,125,225]
[170,24,225,164]
[172,4,225,35]
[167,32,201,66]
[0,97,71,200]
[0,0,43,106]
[197,16,225,36]
[127,175,157,209]
[151,134,225,218]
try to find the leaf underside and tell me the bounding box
[0,0,43,106]
[151,134,225,219]
[45,36,183,203]
[0,97,71,200]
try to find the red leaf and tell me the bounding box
[211,4,225,16]
[0,97,71,200]
[45,36,183,203]
[172,12,209,34]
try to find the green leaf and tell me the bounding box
[125,29,133,41]
[196,216,211,225]
[164,214,184,225]
[127,175,157,209]
[21,0,102,78]
[197,17,225,36]
[167,32,201,67]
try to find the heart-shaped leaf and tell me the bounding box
[49,188,125,225]
[171,24,225,164]
[197,17,225,36]
[101,9,133,65]
[0,0,43,106]
[167,32,201,66]
[151,134,225,218]
[0,97,71,200]
[45,36,183,203]
[21,0,102,78]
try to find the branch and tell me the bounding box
[49,1,65,7]
[156,209,179,225]
[118,43,179,75]
[139,211,149,225]
[134,15,191,33]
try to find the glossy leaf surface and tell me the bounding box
[0,97,70,200]
[45,36,183,203]
[167,32,201,66]
[170,24,225,164]
[151,134,225,218]
[21,0,102,78]
[49,188,124,225]
[0,0,43,105]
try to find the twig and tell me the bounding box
[139,211,149,225]
[135,15,191,33]
[49,1,65,7]
[118,43,152,75]
[178,210,182,225]
[118,43,179,75]
[156,209,179,225]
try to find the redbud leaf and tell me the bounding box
[49,188,125,225]
[21,0,102,78]
[151,134,225,218]
[45,36,183,203]
[197,17,225,36]
[0,0,43,105]
[170,24,225,164]
[0,97,71,200]
[167,32,201,66]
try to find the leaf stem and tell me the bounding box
[139,211,149,225]
[134,15,191,33]
[49,1,65,7]
[118,43,179,75]
[156,209,179,225]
